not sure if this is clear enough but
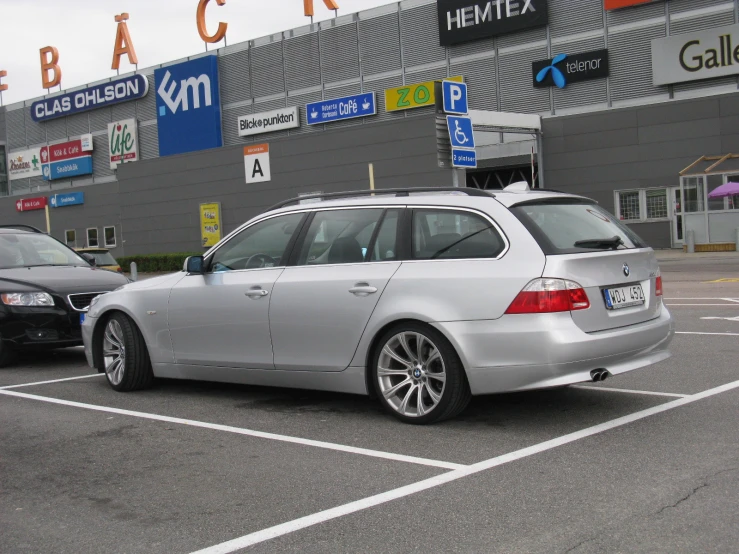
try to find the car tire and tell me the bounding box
[371,322,471,424]
[101,313,154,392]
[0,340,17,368]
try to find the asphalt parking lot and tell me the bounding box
[1,253,738,554]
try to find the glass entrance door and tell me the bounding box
[670,187,683,247]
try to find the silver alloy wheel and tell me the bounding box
[103,319,126,386]
[377,331,446,418]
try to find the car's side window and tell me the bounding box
[412,209,504,260]
[297,209,384,266]
[209,213,304,272]
[369,209,400,262]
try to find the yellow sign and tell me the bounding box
[385,75,463,112]
[200,202,222,247]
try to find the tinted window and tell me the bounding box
[510,201,647,255]
[298,209,383,266]
[412,209,504,260]
[210,213,303,272]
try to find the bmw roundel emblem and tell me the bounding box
[414,369,422,378]
[623,263,630,277]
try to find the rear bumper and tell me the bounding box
[433,307,675,395]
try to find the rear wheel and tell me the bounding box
[101,313,154,392]
[371,323,471,424]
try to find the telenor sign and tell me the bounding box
[30,74,148,123]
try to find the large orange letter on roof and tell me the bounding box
[40,47,62,89]
[111,13,139,70]
[0,70,8,93]
[304,0,339,17]
[197,0,228,43]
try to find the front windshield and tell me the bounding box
[0,233,89,269]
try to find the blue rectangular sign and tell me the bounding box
[49,192,85,208]
[442,80,468,115]
[30,75,149,123]
[306,92,376,125]
[447,116,475,149]
[42,156,93,181]
[155,56,223,157]
[452,149,477,168]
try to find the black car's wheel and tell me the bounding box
[101,313,154,392]
[0,340,17,368]
[371,322,471,424]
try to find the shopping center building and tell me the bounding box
[2,0,739,255]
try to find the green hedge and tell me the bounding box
[117,252,203,273]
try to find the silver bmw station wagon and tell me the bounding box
[82,185,674,424]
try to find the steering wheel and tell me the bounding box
[244,253,276,269]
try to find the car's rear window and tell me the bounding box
[510,200,647,255]
[88,251,117,265]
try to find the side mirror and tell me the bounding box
[82,253,97,267]
[185,256,204,274]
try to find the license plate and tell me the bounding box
[80,313,86,324]
[603,284,645,310]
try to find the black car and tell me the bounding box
[0,225,129,367]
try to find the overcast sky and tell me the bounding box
[0,0,396,105]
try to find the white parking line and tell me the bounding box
[190,379,739,554]
[0,390,463,471]
[676,331,739,336]
[571,385,688,398]
[666,304,739,306]
[0,373,104,390]
[664,298,739,300]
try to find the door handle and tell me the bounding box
[245,288,269,298]
[349,283,378,296]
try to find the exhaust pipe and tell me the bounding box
[590,369,611,382]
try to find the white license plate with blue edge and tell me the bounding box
[603,284,645,310]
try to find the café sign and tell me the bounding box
[652,24,739,86]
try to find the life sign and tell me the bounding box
[30,75,148,123]
[306,92,376,125]
[442,80,469,115]
[385,76,463,112]
[244,144,271,184]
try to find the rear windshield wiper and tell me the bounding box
[573,236,624,250]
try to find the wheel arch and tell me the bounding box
[90,307,146,372]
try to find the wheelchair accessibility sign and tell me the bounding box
[447,115,475,150]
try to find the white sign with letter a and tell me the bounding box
[244,143,271,184]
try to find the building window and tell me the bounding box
[65,229,76,247]
[682,178,705,213]
[104,226,116,248]
[87,228,99,248]
[646,189,668,219]
[617,191,641,221]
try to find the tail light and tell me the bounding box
[117,267,124,273]
[505,278,590,314]
[655,275,663,296]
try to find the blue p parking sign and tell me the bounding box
[442,81,469,115]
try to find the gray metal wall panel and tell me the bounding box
[668,0,731,14]
[24,113,45,145]
[449,57,497,111]
[112,100,136,123]
[497,27,547,49]
[669,10,734,34]
[284,34,321,91]
[607,1,665,26]
[549,0,603,38]
[92,133,113,177]
[404,66,448,83]
[0,109,6,147]
[250,42,285,98]
[222,105,249,146]
[364,75,405,122]
[66,112,90,137]
[449,37,495,60]
[320,23,361,84]
[358,13,402,76]
[89,107,112,133]
[6,109,25,150]
[220,49,252,105]
[45,118,67,142]
[139,124,159,159]
[400,4,446,68]
[288,90,325,133]
[499,47,550,113]
[136,75,157,121]
[609,24,666,102]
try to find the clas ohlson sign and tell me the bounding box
[652,24,739,86]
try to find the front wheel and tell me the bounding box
[101,313,154,392]
[371,323,471,424]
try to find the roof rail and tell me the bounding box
[267,187,495,211]
[0,224,44,233]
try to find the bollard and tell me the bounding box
[130,261,138,282]
[686,229,695,254]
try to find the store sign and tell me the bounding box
[30,74,148,123]
[8,148,43,181]
[533,49,609,88]
[604,0,657,10]
[385,76,463,112]
[652,24,739,86]
[41,136,94,181]
[50,192,85,208]
[238,107,299,137]
[199,202,222,247]
[437,0,549,46]
[155,55,223,156]
[108,118,139,169]
[306,92,376,125]
[15,196,47,212]
[244,144,271,184]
